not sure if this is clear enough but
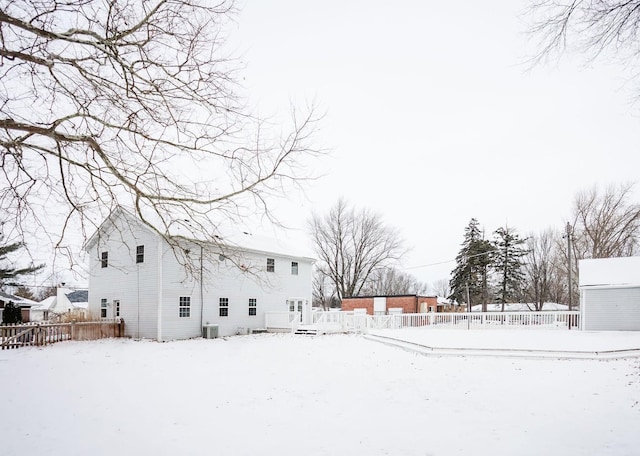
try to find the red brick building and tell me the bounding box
[341,294,442,315]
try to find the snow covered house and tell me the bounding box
[85,209,314,341]
[579,256,640,331]
[30,287,89,322]
[0,291,38,322]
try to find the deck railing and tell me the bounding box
[0,319,125,350]
[265,311,301,333]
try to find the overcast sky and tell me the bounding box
[224,0,640,287]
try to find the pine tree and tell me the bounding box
[449,219,494,309]
[0,242,44,287]
[2,301,22,324]
[492,226,528,310]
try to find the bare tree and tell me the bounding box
[360,267,428,296]
[0,1,321,271]
[431,278,451,299]
[13,285,36,301]
[37,286,57,301]
[522,229,556,311]
[309,199,406,300]
[312,267,338,310]
[528,0,640,70]
[571,183,640,259]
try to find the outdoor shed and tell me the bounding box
[579,256,640,331]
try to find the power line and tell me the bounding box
[402,248,499,271]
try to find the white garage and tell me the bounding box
[579,256,640,331]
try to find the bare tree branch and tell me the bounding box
[0,0,323,274]
[309,199,406,300]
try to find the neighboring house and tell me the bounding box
[0,291,38,322]
[30,288,89,322]
[341,295,444,315]
[579,256,640,331]
[85,209,314,341]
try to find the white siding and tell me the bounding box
[87,215,159,339]
[199,251,313,337]
[88,211,314,341]
[159,242,204,341]
[582,287,640,331]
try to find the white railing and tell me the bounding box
[265,311,301,333]
[309,311,580,333]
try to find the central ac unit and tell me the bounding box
[202,324,219,339]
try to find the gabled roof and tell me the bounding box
[0,291,38,307]
[32,295,56,311]
[85,207,157,252]
[87,207,315,261]
[66,290,88,303]
[216,231,315,261]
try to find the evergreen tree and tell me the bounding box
[492,226,528,310]
[2,301,22,324]
[0,242,44,287]
[449,219,494,309]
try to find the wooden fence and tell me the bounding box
[0,319,125,350]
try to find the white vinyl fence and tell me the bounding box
[305,311,580,334]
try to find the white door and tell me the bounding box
[287,299,304,322]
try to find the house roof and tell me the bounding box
[85,207,156,251]
[216,231,315,261]
[67,290,89,303]
[579,256,640,287]
[32,296,56,311]
[87,206,315,261]
[31,289,89,311]
[0,291,38,307]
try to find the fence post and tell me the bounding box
[70,320,76,341]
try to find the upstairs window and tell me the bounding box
[219,297,229,317]
[266,258,275,272]
[179,296,190,318]
[249,298,257,316]
[136,245,144,264]
[101,251,108,268]
[291,261,299,275]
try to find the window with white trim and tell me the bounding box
[266,258,275,272]
[114,299,120,317]
[179,296,190,318]
[291,261,298,275]
[136,245,144,264]
[100,298,108,318]
[249,298,257,316]
[101,251,108,268]
[219,297,229,317]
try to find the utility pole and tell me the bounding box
[565,222,573,312]
[466,282,471,330]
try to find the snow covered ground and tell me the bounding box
[1,331,639,456]
[370,328,640,354]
